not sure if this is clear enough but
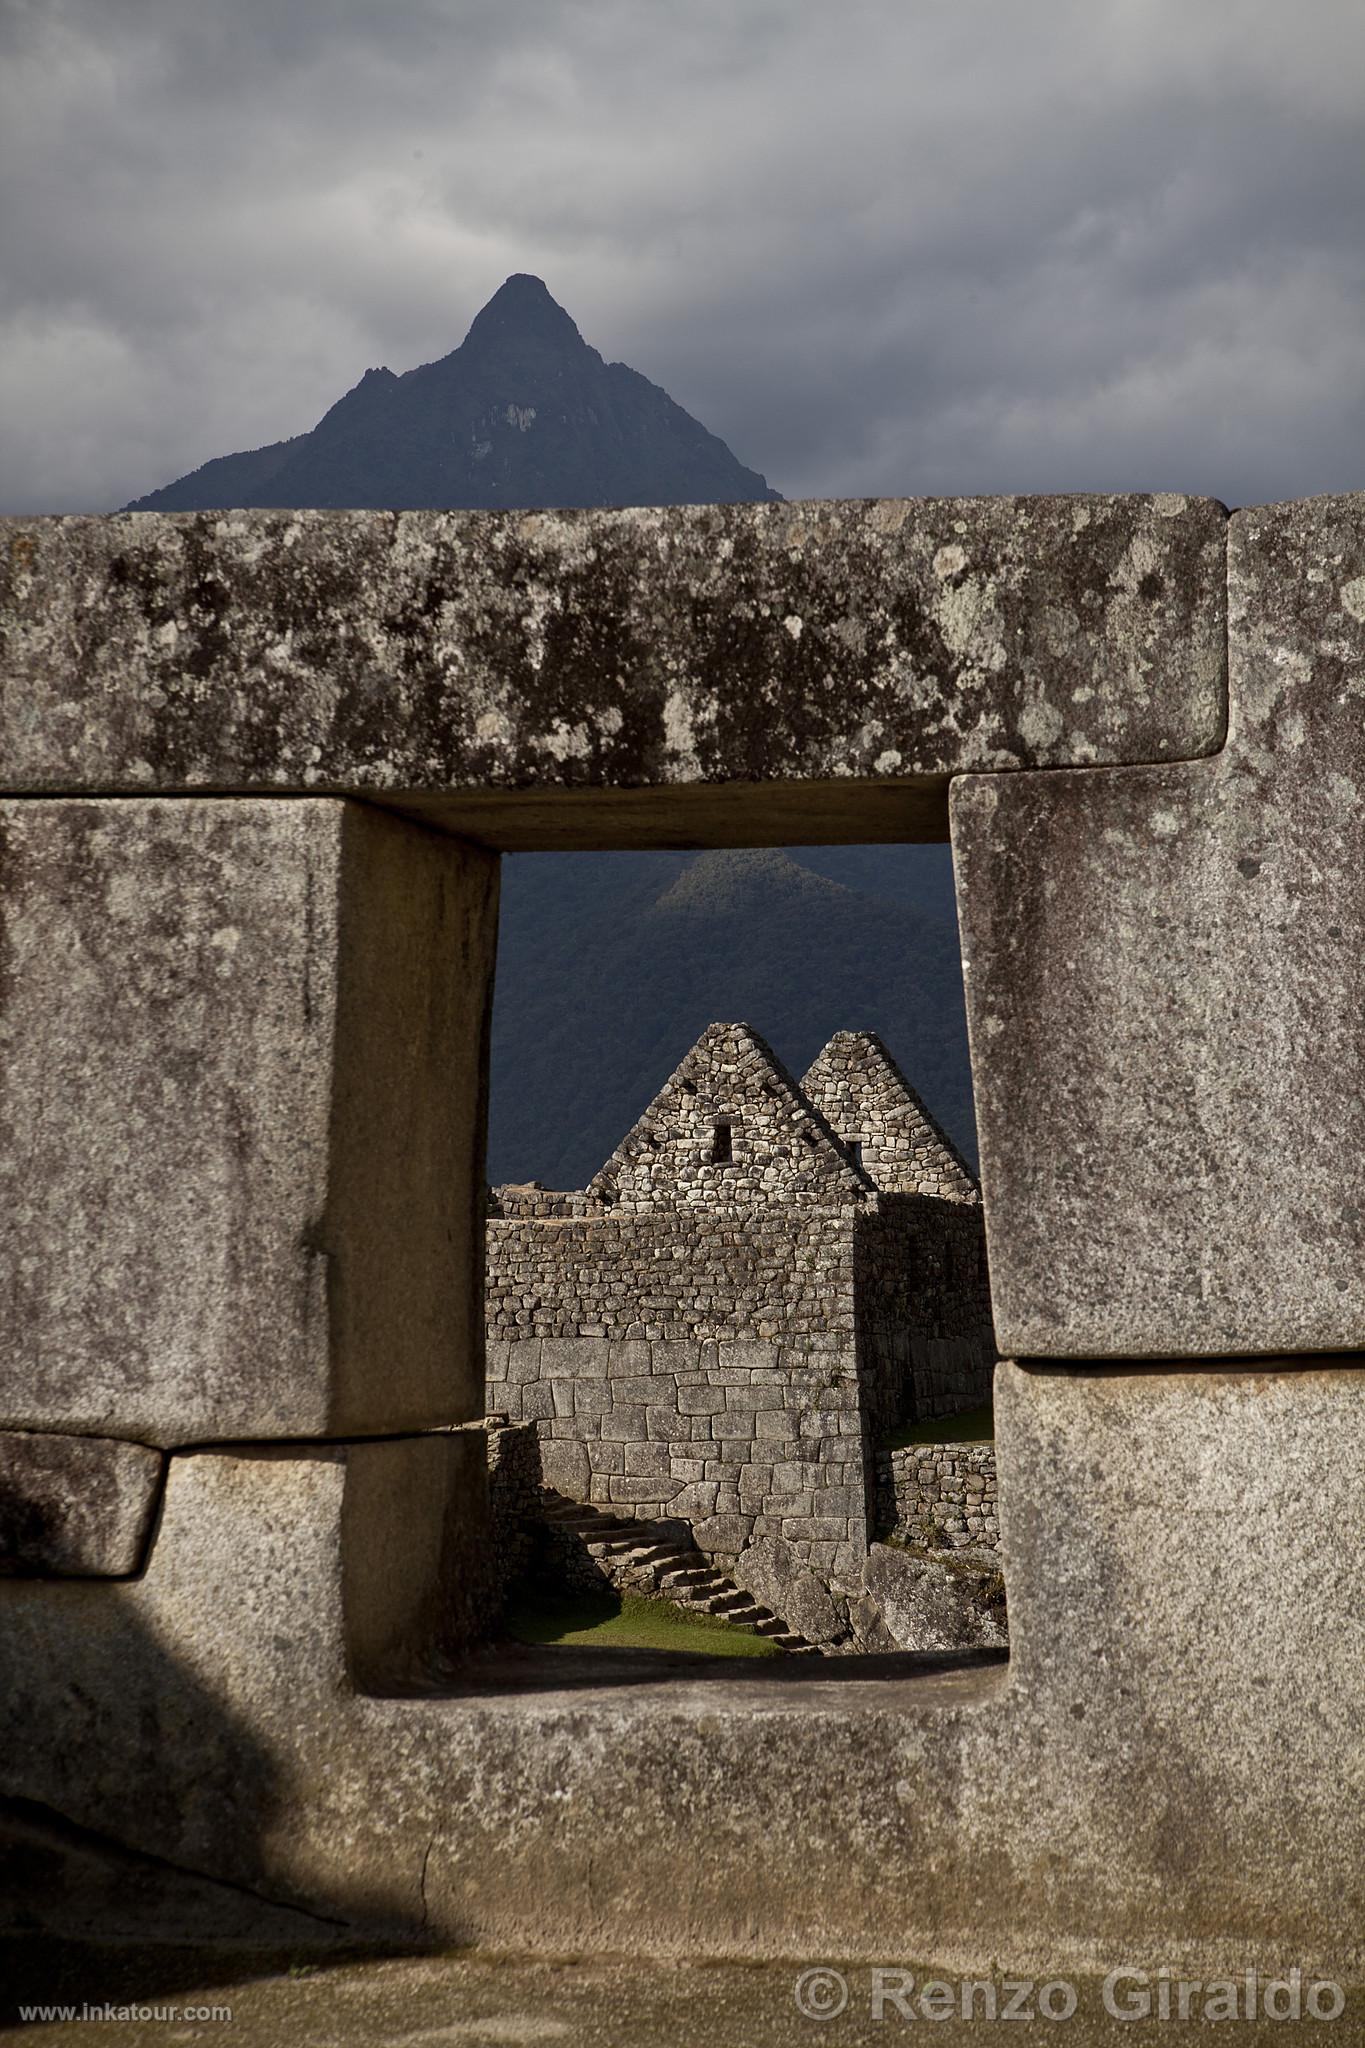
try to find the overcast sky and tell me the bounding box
[2,0,1362,515]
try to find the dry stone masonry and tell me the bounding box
[586,1023,871,1210]
[486,1023,994,1586]
[6,495,1365,1983]
[878,1441,1001,1553]
[803,1030,979,1201]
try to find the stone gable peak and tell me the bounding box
[588,1022,873,1211]
[801,1030,979,1203]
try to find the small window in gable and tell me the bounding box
[845,1137,864,1171]
[711,1117,733,1164]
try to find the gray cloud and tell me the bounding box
[1,0,1362,512]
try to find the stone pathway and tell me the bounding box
[3,1942,1352,2046]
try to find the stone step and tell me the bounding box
[535,1487,824,1657]
[669,1580,729,1606]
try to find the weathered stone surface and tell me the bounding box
[5,1948,1357,2047]
[955,491,1365,1357]
[732,1534,842,1643]
[537,1436,590,1499]
[0,1431,162,1576]
[0,1793,347,1945]
[3,1360,1363,1976]
[850,1542,1006,1653]
[341,1430,511,1692]
[0,500,1226,848]
[0,799,497,1443]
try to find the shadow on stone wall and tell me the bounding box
[0,1471,450,2020]
[433,1637,1008,1701]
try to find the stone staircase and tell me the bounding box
[538,1490,823,1655]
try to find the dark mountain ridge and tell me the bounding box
[126,274,780,512]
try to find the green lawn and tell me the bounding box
[885,1399,995,1450]
[505,1586,780,1658]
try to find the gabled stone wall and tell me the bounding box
[802,1031,979,1202]
[587,1022,870,1211]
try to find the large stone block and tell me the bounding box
[849,1543,1006,1654]
[0,1430,162,1576]
[955,492,1365,1356]
[0,798,497,1442]
[0,500,1226,847]
[341,1429,502,1691]
[732,1534,841,1644]
[4,1360,1364,1975]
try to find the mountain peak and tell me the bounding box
[123,273,780,512]
[654,849,853,918]
[461,273,586,357]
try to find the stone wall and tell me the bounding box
[485,1420,541,1593]
[802,1031,980,1202]
[14,497,1365,1973]
[878,1439,1000,1552]
[489,1187,597,1220]
[485,1192,993,1582]
[486,1335,868,1581]
[854,1195,995,1431]
[485,1206,857,1344]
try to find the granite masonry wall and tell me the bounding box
[485,1204,857,1344]
[12,498,1365,1973]
[485,1332,868,1580]
[878,1439,1001,1553]
[484,1191,994,1583]
[854,1195,995,1432]
[802,1031,980,1203]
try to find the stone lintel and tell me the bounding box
[0,498,1227,830]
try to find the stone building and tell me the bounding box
[485,1023,994,1587]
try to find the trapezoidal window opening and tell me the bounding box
[480,837,999,1686]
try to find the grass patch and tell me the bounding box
[885,1399,995,1450]
[505,1586,780,1658]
